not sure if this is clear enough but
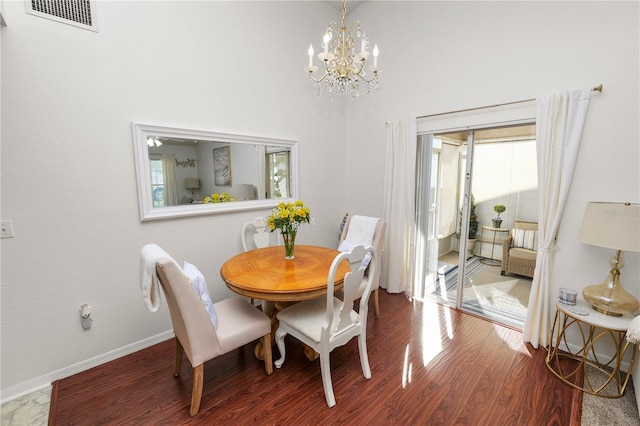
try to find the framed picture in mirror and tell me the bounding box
[213,146,232,186]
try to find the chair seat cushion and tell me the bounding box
[215,297,271,354]
[509,247,537,261]
[277,297,358,343]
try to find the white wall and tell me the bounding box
[2,0,639,405]
[0,0,349,398]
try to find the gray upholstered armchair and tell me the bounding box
[501,221,538,278]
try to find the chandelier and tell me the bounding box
[304,0,379,99]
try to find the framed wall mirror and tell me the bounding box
[132,122,299,221]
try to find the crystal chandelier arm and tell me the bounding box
[307,70,332,83]
[350,67,379,83]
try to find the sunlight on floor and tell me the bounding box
[402,301,454,388]
[423,301,452,366]
[425,256,532,329]
[434,273,450,299]
[492,323,532,354]
[421,303,444,368]
[402,345,412,388]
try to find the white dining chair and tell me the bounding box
[241,216,280,309]
[337,215,386,317]
[241,216,281,251]
[274,244,378,408]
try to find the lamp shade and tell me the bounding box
[185,178,200,190]
[579,202,640,252]
[234,184,255,201]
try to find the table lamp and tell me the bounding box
[185,178,200,195]
[579,201,640,316]
[234,184,255,201]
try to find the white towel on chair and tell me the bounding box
[139,244,171,312]
[338,215,379,270]
[626,315,640,345]
[345,215,379,247]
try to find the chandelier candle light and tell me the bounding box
[304,0,379,99]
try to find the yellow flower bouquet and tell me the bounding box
[266,201,312,259]
[203,192,236,203]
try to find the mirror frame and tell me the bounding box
[132,122,299,221]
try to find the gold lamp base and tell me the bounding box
[582,250,639,316]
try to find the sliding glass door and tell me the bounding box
[415,131,474,304]
[416,123,537,329]
[414,135,437,299]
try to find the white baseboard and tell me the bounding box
[0,330,173,404]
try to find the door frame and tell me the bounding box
[416,102,536,310]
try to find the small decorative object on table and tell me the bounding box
[558,287,577,305]
[203,192,236,203]
[267,200,313,259]
[492,204,506,228]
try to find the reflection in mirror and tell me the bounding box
[132,123,298,221]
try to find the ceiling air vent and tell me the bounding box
[25,0,98,32]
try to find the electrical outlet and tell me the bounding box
[1,221,14,239]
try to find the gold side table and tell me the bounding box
[545,299,637,398]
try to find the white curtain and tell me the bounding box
[523,89,592,348]
[382,118,417,295]
[440,143,459,237]
[256,145,266,199]
[162,154,179,206]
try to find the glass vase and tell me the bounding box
[282,231,297,260]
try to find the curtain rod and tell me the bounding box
[416,84,603,120]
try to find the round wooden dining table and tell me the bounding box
[220,245,350,360]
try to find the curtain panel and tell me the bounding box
[162,154,179,207]
[523,89,592,348]
[382,118,418,295]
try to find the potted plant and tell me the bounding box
[467,195,479,255]
[459,195,479,256]
[492,204,506,228]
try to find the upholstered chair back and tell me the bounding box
[156,257,221,366]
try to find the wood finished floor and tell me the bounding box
[50,292,582,425]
